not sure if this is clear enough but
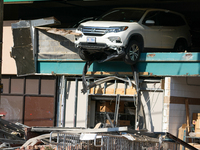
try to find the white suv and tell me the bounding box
[75,8,192,64]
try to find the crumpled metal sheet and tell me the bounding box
[81,61,136,94]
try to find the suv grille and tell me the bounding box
[82,27,108,36]
[80,43,108,49]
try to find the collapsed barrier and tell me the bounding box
[49,131,180,150]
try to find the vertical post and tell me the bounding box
[114,94,120,127]
[0,0,4,104]
[74,78,78,127]
[132,65,139,130]
[57,76,66,127]
[185,99,190,133]
[60,75,66,127]
[29,21,37,73]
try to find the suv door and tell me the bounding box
[158,12,186,49]
[142,11,162,49]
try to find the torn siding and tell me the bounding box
[10,17,61,75]
[11,26,35,75]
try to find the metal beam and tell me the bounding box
[38,52,200,76]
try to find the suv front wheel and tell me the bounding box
[174,40,187,52]
[78,49,91,61]
[124,40,141,65]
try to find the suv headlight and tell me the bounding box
[77,25,83,31]
[106,26,128,33]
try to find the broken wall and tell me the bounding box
[165,77,200,136]
[58,77,164,131]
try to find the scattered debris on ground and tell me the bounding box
[0,118,199,150]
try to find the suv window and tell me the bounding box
[97,9,145,22]
[159,12,186,26]
[143,11,160,26]
[143,11,186,26]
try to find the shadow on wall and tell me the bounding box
[140,83,163,132]
[141,90,155,132]
[38,29,80,60]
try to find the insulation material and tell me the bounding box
[11,28,35,75]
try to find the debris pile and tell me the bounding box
[0,119,198,150]
[0,118,28,149]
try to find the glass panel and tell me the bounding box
[24,96,54,127]
[10,78,24,94]
[41,79,55,95]
[26,78,39,94]
[2,78,9,94]
[0,96,23,123]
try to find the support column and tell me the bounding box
[0,0,4,103]
[163,77,171,132]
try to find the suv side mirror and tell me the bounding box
[145,20,155,25]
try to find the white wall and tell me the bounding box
[169,104,200,136]
[171,77,200,98]
[2,21,17,74]
[140,81,164,132]
[65,80,88,128]
[168,77,200,136]
[77,81,88,128]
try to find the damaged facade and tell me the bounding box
[2,18,200,132]
[2,1,200,149]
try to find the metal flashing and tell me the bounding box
[37,52,200,76]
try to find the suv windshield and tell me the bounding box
[96,9,146,22]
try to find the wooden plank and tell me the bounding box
[126,88,137,95]
[161,79,165,90]
[139,72,149,76]
[90,88,136,95]
[170,97,200,105]
[185,99,190,133]
[116,88,125,95]
[105,88,115,94]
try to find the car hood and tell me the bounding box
[80,21,137,27]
